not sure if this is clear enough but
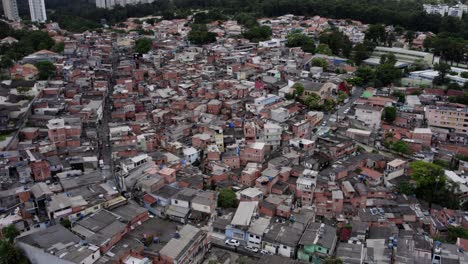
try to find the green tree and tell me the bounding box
[0,57,13,70]
[379,54,397,66]
[355,66,375,84]
[391,140,410,154]
[305,93,321,110]
[188,24,217,45]
[235,13,258,28]
[60,218,71,229]
[446,226,468,244]
[337,91,348,103]
[347,77,363,86]
[392,90,405,103]
[311,57,328,68]
[396,181,415,195]
[365,24,387,45]
[322,99,336,112]
[375,54,401,87]
[243,26,271,42]
[323,257,343,264]
[316,44,332,56]
[35,61,56,80]
[410,161,446,209]
[218,188,236,208]
[433,62,451,85]
[405,30,415,47]
[408,59,428,72]
[319,29,352,57]
[135,38,152,54]
[51,42,65,53]
[0,240,28,264]
[2,225,19,243]
[382,106,397,123]
[447,83,461,90]
[352,43,371,65]
[286,32,315,53]
[292,83,304,97]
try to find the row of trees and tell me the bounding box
[42,0,468,39]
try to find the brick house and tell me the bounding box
[240,142,266,165]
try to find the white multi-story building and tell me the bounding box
[2,0,20,21]
[448,4,468,18]
[423,4,449,16]
[354,105,383,130]
[263,122,282,148]
[96,0,155,9]
[28,0,46,22]
[423,3,467,18]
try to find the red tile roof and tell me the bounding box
[143,194,157,205]
[457,238,468,251]
[446,90,464,97]
[424,88,445,96]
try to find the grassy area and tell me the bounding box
[0,133,10,141]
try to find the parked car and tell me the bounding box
[225,239,240,247]
[245,245,259,253]
[261,249,272,255]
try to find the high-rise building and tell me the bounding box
[28,0,47,23]
[2,0,20,21]
[96,0,155,9]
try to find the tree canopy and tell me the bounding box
[319,29,352,57]
[382,106,397,123]
[286,32,315,53]
[135,38,153,54]
[316,44,333,56]
[35,61,56,80]
[292,83,304,97]
[218,188,236,208]
[311,58,328,68]
[0,225,27,264]
[410,161,446,209]
[0,240,28,264]
[433,62,451,85]
[2,225,19,243]
[188,24,217,45]
[374,54,402,87]
[323,257,343,264]
[243,26,272,42]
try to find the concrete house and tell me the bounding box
[225,201,258,241]
[297,223,337,263]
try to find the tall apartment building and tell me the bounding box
[2,0,20,21]
[96,0,155,9]
[423,4,449,16]
[28,0,46,23]
[425,105,468,135]
[423,3,467,18]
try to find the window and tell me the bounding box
[283,245,287,249]
[174,200,178,204]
